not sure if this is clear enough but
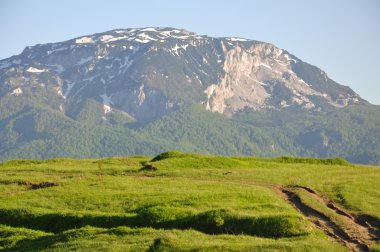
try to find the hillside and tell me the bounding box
[1,102,380,164]
[0,152,379,251]
[1,27,379,164]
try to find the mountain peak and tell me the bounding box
[0,27,365,124]
[0,27,377,164]
[72,27,203,45]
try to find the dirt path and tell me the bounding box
[275,185,379,251]
[128,172,379,250]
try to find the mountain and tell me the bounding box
[0,27,379,164]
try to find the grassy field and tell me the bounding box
[0,152,379,251]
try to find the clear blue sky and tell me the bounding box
[1,0,379,104]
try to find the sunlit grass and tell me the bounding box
[1,151,379,251]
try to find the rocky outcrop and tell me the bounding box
[203,42,363,114]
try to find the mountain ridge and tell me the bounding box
[0,27,378,164]
[0,27,365,122]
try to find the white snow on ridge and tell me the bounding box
[100,35,114,42]
[108,36,129,42]
[227,37,249,42]
[75,37,94,44]
[171,35,191,39]
[141,27,158,32]
[86,28,204,45]
[284,54,298,63]
[100,34,129,43]
[138,33,157,41]
[10,87,23,96]
[159,31,172,37]
[134,38,151,43]
[27,67,47,73]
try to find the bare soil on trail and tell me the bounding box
[275,185,380,252]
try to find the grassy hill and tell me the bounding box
[0,152,379,251]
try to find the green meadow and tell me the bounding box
[0,152,379,251]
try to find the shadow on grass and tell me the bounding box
[0,207,309,239]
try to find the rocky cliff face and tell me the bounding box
[0,27,365,123]
[204,42,363,114]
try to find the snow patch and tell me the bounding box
[284,54,298,63]
[181,44,189,50]
[103,104,111,114]
[280,100,289,108]
[10,88,23,96]
[100,93,113,114]
[227,37,249,42]
[27,67,47,73]
[134,38,151,43]
[141,27,158,32]
[170,44,181,56]
[159,31,172,37]
[75,37,93,44]
[138,33,157,41]
[57,87,64,97]
[171,35,191,39]
[100,34,128,42]
[100,35,114,42]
